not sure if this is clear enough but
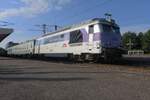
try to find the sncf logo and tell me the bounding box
[63,43,67,47]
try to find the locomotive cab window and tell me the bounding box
[101,24,113,33]
[69,30,83,44]
[89,25,94,34]
[112,26,120,33]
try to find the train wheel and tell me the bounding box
[73,55,84,63]
[104,52,114,64]
[67,54,74,61]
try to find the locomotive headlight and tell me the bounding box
[96,42,101,49]
[96,42,100,47]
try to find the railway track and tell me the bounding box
[6,55,150,67]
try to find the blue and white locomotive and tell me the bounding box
[7,17,124,62]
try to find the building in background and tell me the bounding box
[0,28,13,56]
[0,28,13,43]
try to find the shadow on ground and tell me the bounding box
[34,56,150,68]
[115,56,150,67]
[0,77,91,82]
[1,55,150,68]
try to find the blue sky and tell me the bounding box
[0,0,150,47]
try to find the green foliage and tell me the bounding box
[122,30,150,53]
[122,32,138,50]
[142,30,150,53]
[136,32,144,49]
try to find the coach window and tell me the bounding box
[69,30,83,44]
[60,34,64,38]
[89,25,94,34]
[44,38,49,44]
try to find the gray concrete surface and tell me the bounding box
[0,57,150,100]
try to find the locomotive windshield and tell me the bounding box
[100,23,122,48]
[112,26,120,33]
[101,24,120,33]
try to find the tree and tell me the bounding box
[122,30,150,53]
[142,30,150,53]
[136,32,144,49]
[122,32,137,50]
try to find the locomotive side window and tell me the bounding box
[69,30,83,44]
[89,25,94,33]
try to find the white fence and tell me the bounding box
[128,50,144,55]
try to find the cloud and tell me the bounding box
[0,0,71,19]
[121,24,150,34]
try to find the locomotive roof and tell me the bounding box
[42,18,118,37]
[7,18,119,48]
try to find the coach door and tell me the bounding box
[35,40,41,54]
[38,40,41,54]
[88,25,94,50]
